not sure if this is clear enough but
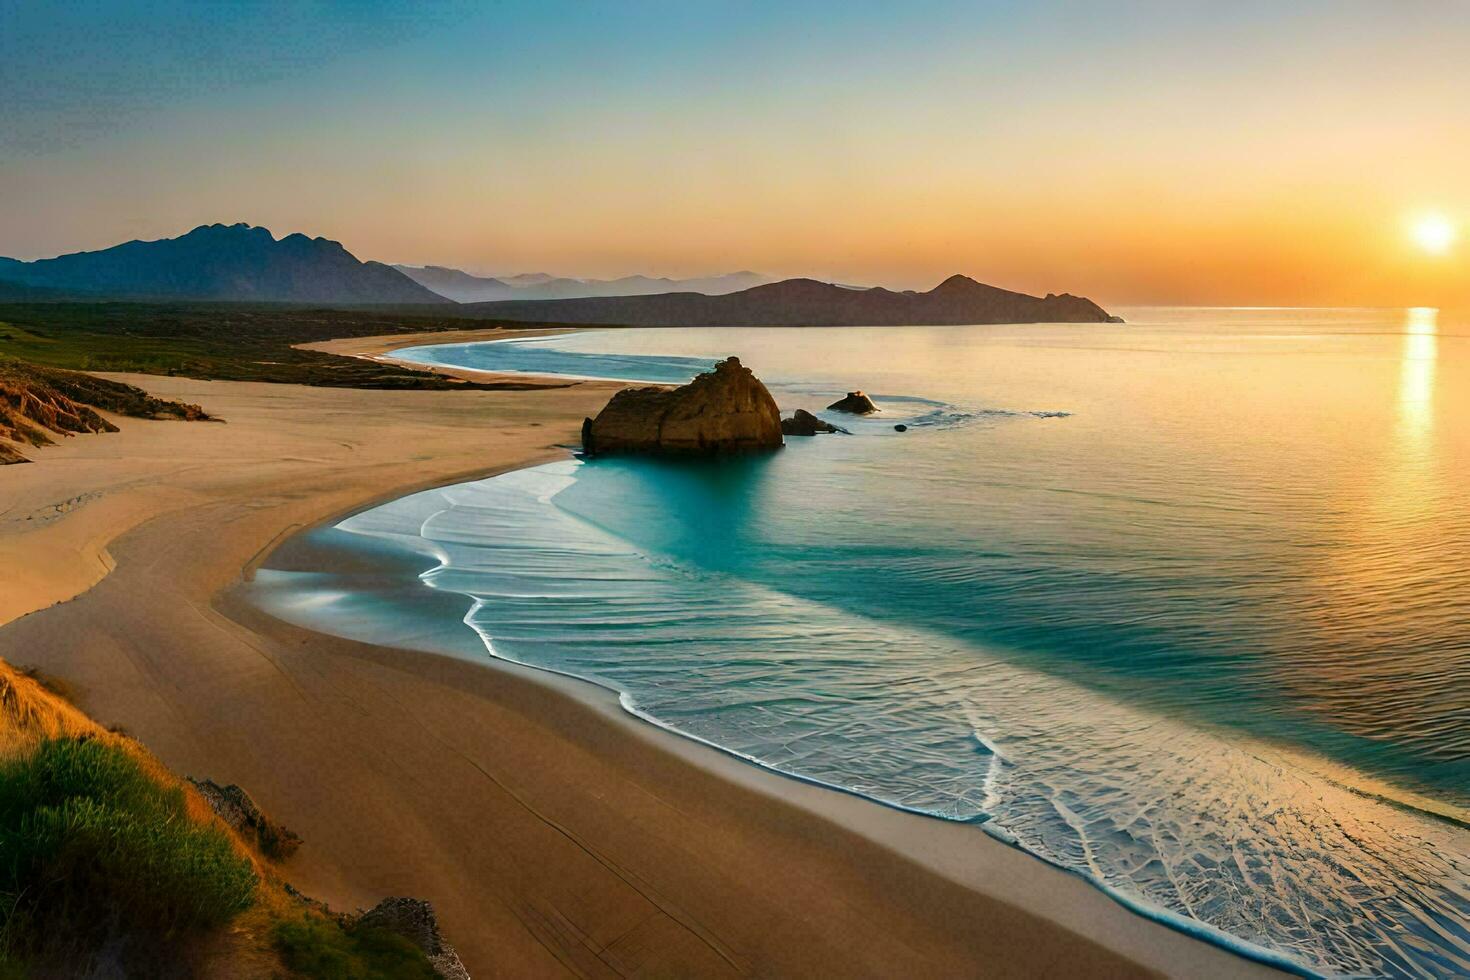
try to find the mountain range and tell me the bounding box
[393,264,771,303]
[455,275,1121,326]
[0,224,1120,324]
[0,224,443,304]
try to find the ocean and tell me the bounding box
[252,309,1469,977]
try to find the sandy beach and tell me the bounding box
[296,325,582,383]
[0,333,1280,978]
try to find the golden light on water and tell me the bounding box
[1399,306,1438,447]
[1408,213,1458,255]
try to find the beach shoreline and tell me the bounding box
[0,339,1281,977]
[295,325,585,385]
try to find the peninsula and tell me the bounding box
[455,274,1121,326]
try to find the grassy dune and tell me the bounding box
[0,661,442,978]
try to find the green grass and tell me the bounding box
[273,915,440,980]
[0,300,564,389]
[0,737,258,970]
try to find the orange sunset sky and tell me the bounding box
[2,1,1466,307]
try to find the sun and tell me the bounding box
[1409,213,1457,255]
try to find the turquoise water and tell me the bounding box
[266,311,1469,977]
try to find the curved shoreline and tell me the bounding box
[269,335,1298,976]
[237,476,1285,978]
[261,449,1315,979]
[0,349,1282,977]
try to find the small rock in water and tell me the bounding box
[827,390,879,414]
[781,408,845,436]
[894,424,908,432]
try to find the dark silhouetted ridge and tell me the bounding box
[0,224,447,305]
[455,274,1119,326]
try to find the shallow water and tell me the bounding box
[266,310,1469,977]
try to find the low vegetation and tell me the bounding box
[0,300,562,388]
[0,737,258,969]
[0,661,446,978]
[272,915,441,980]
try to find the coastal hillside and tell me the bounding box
[0,660,461,977]
[395,264,771,303]
[455,274,1120,326]
[0,224,448,305]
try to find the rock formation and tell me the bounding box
[188,777,302,860]
[781,408,845,436]
[827,391,879,414]
[582,356,783,455]
[355,897,471,980]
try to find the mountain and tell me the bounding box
[455,274,1120,326]
[0,224,447,304]
[0,275,84,302]
[501,272,559,287]
[391,265,516,303]
[394,264,771,303]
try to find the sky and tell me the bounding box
[2,0,1467,307]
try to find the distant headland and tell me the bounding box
[454,274,1122,326]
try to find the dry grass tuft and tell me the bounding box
[0,660,101,749]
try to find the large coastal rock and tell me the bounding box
[582,356,782,456]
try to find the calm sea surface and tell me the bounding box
[261,309,1469,977]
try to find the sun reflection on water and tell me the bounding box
[1398,307,1438,449]
[1285,305,1462,792]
